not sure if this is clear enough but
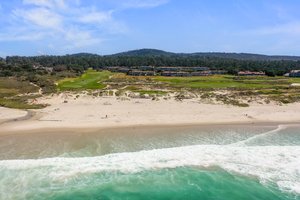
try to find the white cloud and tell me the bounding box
[6,1,104,48]
[116,0,169,9]
[230,21,300,55]
[63,28,102,49]
[0,32,45,42]
[23,0,53,8]
[13,8,62,29]
[23,0,66,9]
[79,11,112,24]
[0,0,168,52]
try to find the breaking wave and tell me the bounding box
[0,144,299,196]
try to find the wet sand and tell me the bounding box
[0,123,279,160]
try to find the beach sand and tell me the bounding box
[1,93,300,133]
[0,107,27,123]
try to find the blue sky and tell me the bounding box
[0,0,300,56]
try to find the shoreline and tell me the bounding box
[2,122,300,137]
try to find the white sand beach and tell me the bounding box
[1,93,300,133]
[0,107,27,122]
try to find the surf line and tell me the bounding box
[230,125,287,146]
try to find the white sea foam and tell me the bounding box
[0,145,299,195]
[231,125,287,146]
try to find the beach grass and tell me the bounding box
[0,77,38,94]
[0,77,46,109]
[0,97,46,109]
[137,90,168,96]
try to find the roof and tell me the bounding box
[290,70,300,73]
[238,71,265,75]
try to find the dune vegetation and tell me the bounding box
[1,68,300,109]
[0,78,46,109]
[56,70,300,107]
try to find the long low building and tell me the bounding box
[156,66,210,72]
[289,70,300,77]
[238,71,266,76]
[211,70,227,75]
[128,70,155,76]
[191,71,212,76]
[103,66,130,73]
[103,66,227,77]
[161,71,192,77]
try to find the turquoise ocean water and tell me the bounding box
[0,124,299,200]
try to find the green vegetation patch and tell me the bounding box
[0,77,38,94]
[0,77,46,109]
[153,75,292,90]
[57,69,113,91]
[137,90,168,96]
[0,97,46,109]
[55,71,300,106]
[288,78,300,84]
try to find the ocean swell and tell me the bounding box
[0,144,299,196]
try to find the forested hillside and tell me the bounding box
[1,49,300,78]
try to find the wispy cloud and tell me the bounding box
[13,7,63,29]
[247,22,300,36]
[0,0,167,52]
[22,0,67,9]
[0,31,45,42]
[119,0,169,9]
[63,28,103,49]
[229,19,300,55]
[79,11,113,24]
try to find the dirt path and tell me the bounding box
[30,82,43,95]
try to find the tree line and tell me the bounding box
[1,54,300,78]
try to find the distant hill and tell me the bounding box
[113,49,176,57]
[189,52,300,61]
[8,49,300,61]
[111,48,300,61]
[67,53,99,57]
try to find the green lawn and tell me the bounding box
[59,70,297,91]
[58,70,299,92]
[153,75,292,90]
[57,69,113,91]
[288,77,300,84]
[57,71,300,93]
